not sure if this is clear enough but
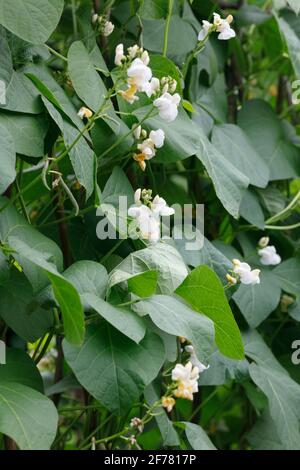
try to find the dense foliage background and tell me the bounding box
[1,0,300,451]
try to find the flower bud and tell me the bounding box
[258,236,270,248]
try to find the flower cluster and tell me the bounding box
[258,237,281,266]
[92,14,114,37]
[226,259,261,286]
[132,126,165,171]
[198,13,236,42]
[115,44,181,122]
[128,189,175,244]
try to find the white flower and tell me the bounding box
[134,188,142,205]
[141,50,150,66]
[185,346,210,373]
[213,13,236,40]
[149,129,165,148]
[258,246,281,266]
[128,45,139,59]
[232,259,261,285]
[145,77,160,98]
[151,195,175,216]
[133,125,142,140]
[198,20,213,41]
[77,107,93,119]
[127,58,152,92]
[137,139,156,160]
[258,236,270,248]
[128,190,174,243]
[115,43,125,66]
[154,92,181,122]
[92,13,98,24]
[172,362,200,401]
[103,21,114,37]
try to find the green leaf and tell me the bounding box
[134,295,215,362]
[140,0,168,19]
[149,55,181,92]
[109,243,188,295]
[239,189,265,229]
[274,258,300,296]
[0,382,58,450]
[26,64,87,134]
[64,260,108,300]
[0,270,53,343]
[238,100,300,180]
[196,128,249,218]
[82,294,146,343]
[0,123,16,194]
[174,234,232,284]
[128,270,158,298]
[42,97,95,198]
[0,112,48,158]
[235,5,271,26]
[68,41,107,113]
[8,238,85,346]
[0,34,42,114]
[143,15,197,56]
[233,270,282,328]
[0,348,43,393]
[0,197,63,292]
[248,409,286,450]
[211,124,269,188]
[277,15,300,76]
[63,325,165,415]
[176,265,245,360]
[0,0,64,44]
[249,363,300,450]
[184,422,217,450]
[101,166,134,206]
[144,385,180,447]
[199,350,249,386]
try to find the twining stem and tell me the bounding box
[265,221,300,231]
[265,190,300,225]
[71,0,78,38]
[163,0,174,57]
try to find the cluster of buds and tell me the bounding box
[160,76,177,95]
[130,417,144,433]
[132,125,165,171]
[226,259,260,286]
[92,14,114,37]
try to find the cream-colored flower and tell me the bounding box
[77,107,93,119]
[115,43,125,66]
[154,92,181,122]
[162,396,176,413]
[120,84,139,104]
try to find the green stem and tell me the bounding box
[71,0,78,38]
[34,331,55,365]
[265,190,300,224]
[265,221,300,231]
[163,0,174,57]
[45,45,68,62]
[100,239,124,264]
